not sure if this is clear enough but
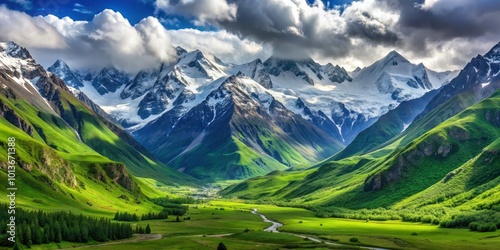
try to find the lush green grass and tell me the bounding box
[4,199,499,250]
[220,169,316,199]
[210,201,500,250]
[0,81,197,218]
[64,233,323,250]
[168,135,288,181]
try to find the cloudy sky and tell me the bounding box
[1,0,499,73]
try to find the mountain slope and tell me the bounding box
[0,42,194,213]
[222,42,500,211]
[136,75,344,180]
[222,89,500,209]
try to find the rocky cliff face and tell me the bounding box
[0,98,34,136]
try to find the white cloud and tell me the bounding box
[0,6,66,49]
[39,10,177,72]
[168,29,271,64]
[0,6,267,72]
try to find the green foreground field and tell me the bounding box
[10,200,499,250]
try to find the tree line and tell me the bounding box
[0,204,133,248]
[114,196,194,222]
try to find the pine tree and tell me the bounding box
[16,226,23,246]
[26,226,32,248]
[54,222,62,243]
[176,216,180,222]
[81,224,89,243]
[43,226,50,243]
[145,224,151,234]
[32,224,42,244]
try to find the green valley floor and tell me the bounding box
[7,200,499,250]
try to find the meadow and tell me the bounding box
[7,200,499,250]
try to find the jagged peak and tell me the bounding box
[0,41,32,60]
[484,41,500,62]
[175,46,188,56]
[382,50,409,64]
[324,62,345,71]
[49,59,70,69]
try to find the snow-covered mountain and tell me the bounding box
[48,47,457,180]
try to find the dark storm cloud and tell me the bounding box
[157,0,401,60]
[219,0,354,59]
[344,10,400,45]
[383,0,500,55]
[399,0,500,38]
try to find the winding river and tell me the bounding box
[252,209,389,250]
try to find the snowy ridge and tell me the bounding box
[48,47,457,143]
[0,42,56,113]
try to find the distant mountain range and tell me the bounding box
[47,46,456,180]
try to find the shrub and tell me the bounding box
[349,237,359,243]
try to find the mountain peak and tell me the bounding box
[47,59,85,88]
[0,41,32,60]
[383,50,409,64]
[175,46,188,56]
[484,41,500,62]
[50,59,70,69]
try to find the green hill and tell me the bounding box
[222,90,500,212]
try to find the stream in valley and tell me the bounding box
[252,209,389,250]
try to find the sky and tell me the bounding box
[1,0,499,73]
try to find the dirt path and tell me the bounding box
[61,234,163,249]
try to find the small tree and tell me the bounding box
[25,225,32,247]
[217,242,227,250]
[176,216,180,222]
[145,224,151,234]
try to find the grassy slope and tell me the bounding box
[168,135,289,181]
[220,169,316,199]
[0,89,194,216]
[222,90,500,210]
[0,118,160,217]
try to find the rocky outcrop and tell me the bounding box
[485,110,500,127]
[90,163,134,191]
[364,133,458,192]
[104,163,134,191]
[0,99,34,136]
